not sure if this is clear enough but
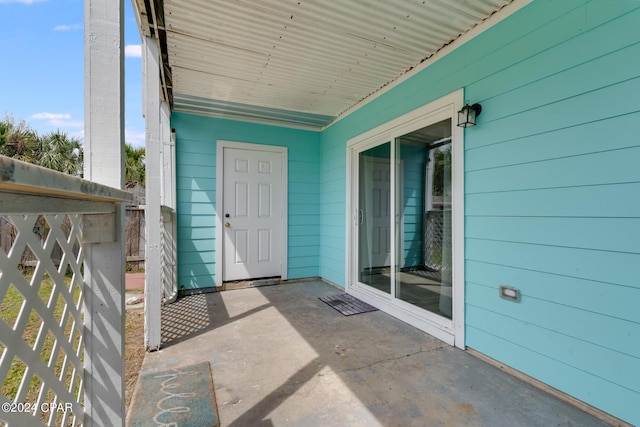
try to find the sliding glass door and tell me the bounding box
[358,142,392,294]
[348,91,464,347]
[395,120,452,319]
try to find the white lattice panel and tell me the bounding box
[0,214,85,426]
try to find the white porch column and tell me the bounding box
[83,0,126,425]
[160,101,178,303]
[143,35,162,350]
[160,102,175,209]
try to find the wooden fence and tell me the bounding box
[1,206,146,270]
[125,206,145,270]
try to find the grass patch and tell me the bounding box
[0,272,81,404]
[125,308,145,411]
[1,269,145,422]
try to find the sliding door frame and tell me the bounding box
[345,89,465,349]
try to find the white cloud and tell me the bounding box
[54,23,83,31]
[49,119,84,128]
[31,112,83,129]
[125,44,142,58]
[32,112,71,120]
[0,0,47,4]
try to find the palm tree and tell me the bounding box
[125,144,145,187]
[2,117,144,185]
[37,131,83,176]
[0,116,39,163]
[1,117,84,176]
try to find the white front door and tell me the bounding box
[222,145,284,281]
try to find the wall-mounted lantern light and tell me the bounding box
[457,102,482,128]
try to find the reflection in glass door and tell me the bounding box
[354,120,454,319]
[395,119,452,318]
[358,142,391,294]
[349,91,463,345]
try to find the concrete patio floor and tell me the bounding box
[132,280,610,427]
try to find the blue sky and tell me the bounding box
[0,0,145,147]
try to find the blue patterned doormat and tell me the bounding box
[128,362,219,427]
[319,293,378,316]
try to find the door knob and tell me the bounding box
[225,222,230,228]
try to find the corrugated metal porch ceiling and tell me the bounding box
[139,0,514,129]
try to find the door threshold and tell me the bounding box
[222,277,281,291]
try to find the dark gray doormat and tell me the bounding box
[319,293,378,316]
[128,362,219,427]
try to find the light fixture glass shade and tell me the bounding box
[457,103,481,128]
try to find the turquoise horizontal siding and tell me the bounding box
[466,112,640,171]
[466,260,639,327]
[175,126,216,289]
[467,282,639,360]
[467,145,640,193]
[318,129,347,285]
[467,325,636,422]
[466,182,640,217]
[173,113,320,289]
[318,0,640,423]
[462,2,640,424]
[466,238,638,287]
[466,217,640,255]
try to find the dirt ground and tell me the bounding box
[124,305,145,410]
